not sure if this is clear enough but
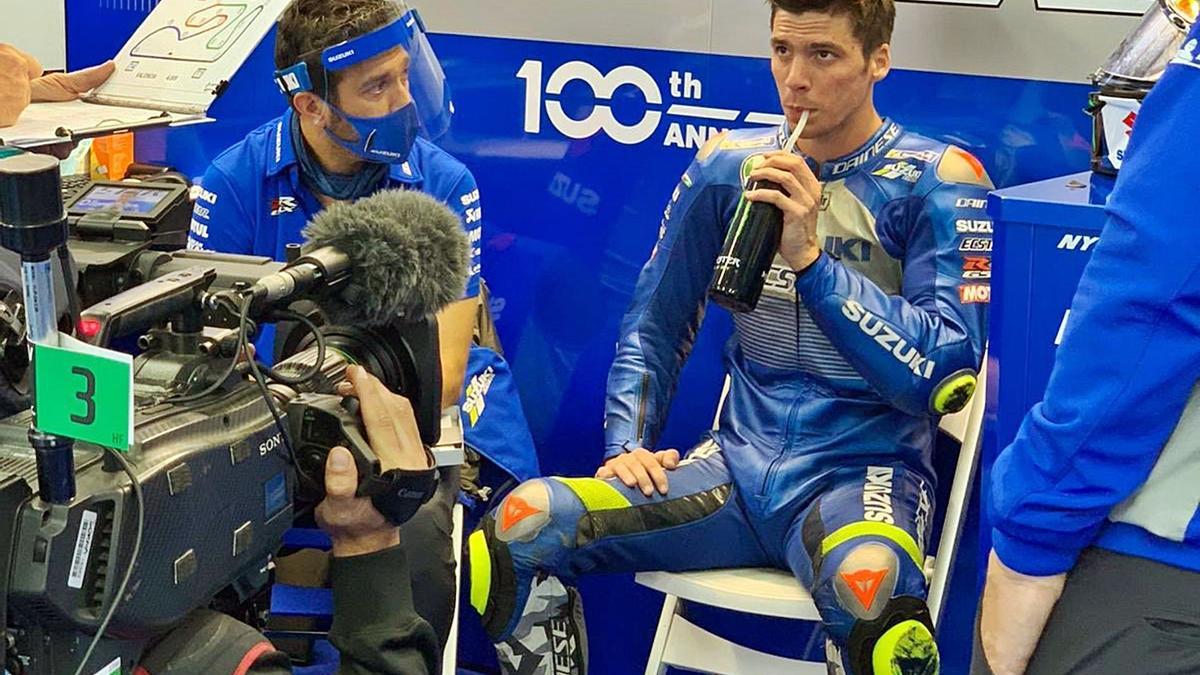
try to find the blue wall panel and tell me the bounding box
[64,6,1099,670]
[428,35,1095,482]
[66,1,151,71]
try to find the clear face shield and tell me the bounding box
[1089,0,1196,174]
[272,1,454,163]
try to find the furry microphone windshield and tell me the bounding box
[302,189,469,325]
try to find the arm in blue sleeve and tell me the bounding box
[794,173,990,416]
[436,168,483,407]
[603,157,735,459]
[444,168,482,299]
[186,164,255,254]
[990,40,1200,576]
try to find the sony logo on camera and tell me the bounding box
[259,432,284,457]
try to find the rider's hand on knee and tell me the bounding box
[595,448,679,497]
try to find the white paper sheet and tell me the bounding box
[85,0,292,114]
[2,0,286,148]
[0,100,200,148]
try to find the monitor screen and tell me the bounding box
[73,185,172,216]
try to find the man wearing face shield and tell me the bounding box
[187,0,540,653]
[973,8,1200,675]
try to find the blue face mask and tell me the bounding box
[291,112,388,202]
[324,100,420,164]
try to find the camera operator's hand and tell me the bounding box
[316,365,431,557]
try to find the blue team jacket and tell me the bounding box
[991,24,1200,576]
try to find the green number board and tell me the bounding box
[33,334,133,451]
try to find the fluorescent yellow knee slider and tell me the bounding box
[872,619,938,675]
[468,529,492,616]
[930,370,977,414]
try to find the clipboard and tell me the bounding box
[4,0,292,149]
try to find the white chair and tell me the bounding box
[637,360,989,675]
[443,501,464,675]
[436,405,466,675]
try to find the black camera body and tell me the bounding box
[0,154,453,674]
[0,250,443,675]
[3,386,294,673]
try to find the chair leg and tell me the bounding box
[443,503,464,675]
[644,593,681,675]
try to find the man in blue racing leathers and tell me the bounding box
[466,0,992,673]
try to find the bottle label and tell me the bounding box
[715,255,742,270]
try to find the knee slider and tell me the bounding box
[845,594,936,675]
[468,480,554,640]
[835,543,937,675]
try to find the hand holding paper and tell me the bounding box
[0,45,35,127]
[30,61,117,104]
[1,0,290,147]
[0,44,115,128]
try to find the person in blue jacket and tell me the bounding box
[464,0,993,673]
[975,20,1200,675]
[186,0,538,649]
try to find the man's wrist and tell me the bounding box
[330,528,401,558]
[787,248,822,275]
[604,439,637,460]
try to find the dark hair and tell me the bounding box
[769,0,895,57]
[275,0,402,99]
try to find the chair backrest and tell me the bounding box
[474,278,505,356]
[926,355,987,625]
[708,356,989,627]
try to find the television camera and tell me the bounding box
[0,153,469,675]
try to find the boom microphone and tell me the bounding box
[238,245,352,315]
[231,188,468,325]
[302,188,469,324]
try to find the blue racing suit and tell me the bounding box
[467,120,992,675]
